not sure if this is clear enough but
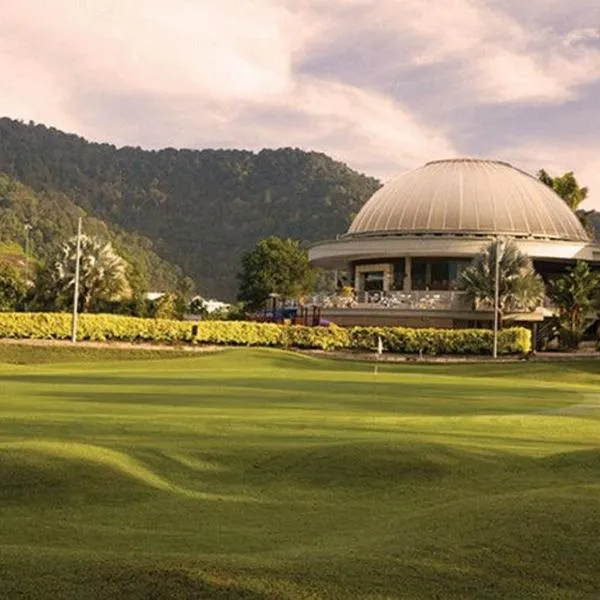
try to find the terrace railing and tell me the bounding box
[305,290,472,311]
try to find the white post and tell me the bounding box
[492,238,501,359]
[71,218,82,344]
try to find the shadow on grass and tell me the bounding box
[0,558,271,600]
[10,370,581,416]
[30,385,575,416]
[156,440,600,493]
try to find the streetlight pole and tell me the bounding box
[71,218,83,344]
[492,237,502,359]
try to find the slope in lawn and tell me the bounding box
[0,347,599,599]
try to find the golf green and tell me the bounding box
[0,346,599,599]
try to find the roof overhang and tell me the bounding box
[308,234,600,270]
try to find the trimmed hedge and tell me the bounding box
[349,326,531,356]
[0,313,531,355]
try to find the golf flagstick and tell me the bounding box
[374,335,383,375]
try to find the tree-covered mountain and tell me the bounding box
[0,118,380,298]
[588,211,600,240]
[0,174,182,293]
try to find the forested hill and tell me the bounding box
[589,212,600,240]
[0,118,380,299]
[0,174,182,293]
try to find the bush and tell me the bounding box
[349,326,530,356]
[557,327,583,351]
[0,313,531,355]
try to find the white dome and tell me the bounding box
[348,159,589,242]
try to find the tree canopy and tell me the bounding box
[0,262,27,311]
[537,169,598,238]
[537,169,588,210]
[36,235,131,312]
[547,261,600,347]
[0,118,380,299]
[0,174,181,294]
[237,236,315,309]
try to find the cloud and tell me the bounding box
[297,0,600,105]
[494,140,600,210]
[564,28,600,47]
[0,0,599,206]
[0,0,457,180]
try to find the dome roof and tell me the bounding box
[348,159,589,242]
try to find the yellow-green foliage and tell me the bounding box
[0,313,191,343]
[194,321,284,346]
[350,326,531,355]
[0,313,531,355]
[285,323,351,351]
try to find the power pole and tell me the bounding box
[492,238,501,359]
[71,218,83,343]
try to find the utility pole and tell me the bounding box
[71,218,83,344]
[492,238,502,359]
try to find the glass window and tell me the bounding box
[430,261,450,290]
[411,259,471,291]
[412,260,427,290]
[362,271,384,292]
[393,260,405,290]
[448,260,470,290]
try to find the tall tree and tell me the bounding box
[237,236,315,309]
[36,235,131,311]
[537,169,588,210]
[0,262,27,311]
[459,239,545,320]
[537,169,595,236]
[547,261,600,348]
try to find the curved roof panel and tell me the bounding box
[348,159,589,242]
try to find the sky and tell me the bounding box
[1,0,600,208]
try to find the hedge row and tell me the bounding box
[0,313,531,355]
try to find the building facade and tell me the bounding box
[308,159,600,328]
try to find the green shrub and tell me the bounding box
[349,326,530,355]
[0,313,531,355]
[285,324,351,351]
[497,327,532,355]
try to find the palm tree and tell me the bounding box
[547,261,600,347]
[459,239,545,321]
[537,169,588,211]
[41,235,131,311]
[537,169,595,237]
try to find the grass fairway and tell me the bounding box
[1,346,599,599]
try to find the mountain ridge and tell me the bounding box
[0,117,381,299]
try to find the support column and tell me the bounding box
[403,257,412,291]
[383,264,392,292]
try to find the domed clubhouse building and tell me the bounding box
[308,159,600,329]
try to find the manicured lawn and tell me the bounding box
[0,345,599,599]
